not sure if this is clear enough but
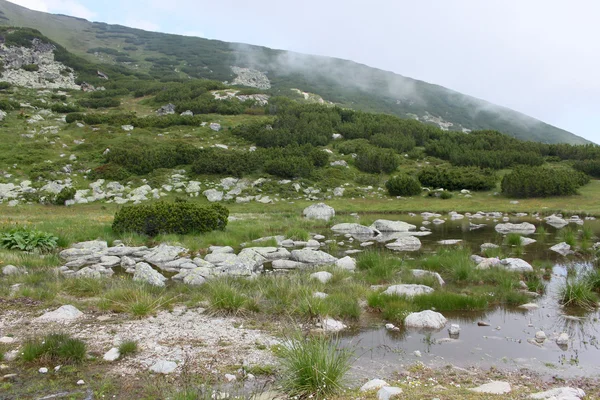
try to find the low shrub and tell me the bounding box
[418,166,497,191]
[89,163,131,181]
[0,82,11,90]
[355,147,399,174]
[264,157,313,178]
[277,334,352,399]
[573,159,600,178]
[78,97,121,109]
[334,139,369,155]
[53,187,76,205]
[22,333,86,363]
[501,166,589,198]
[0,99,19,111]
[51,103,81,113]
[386,175,422,196]
[112,201,229,236]
[439,190,453,199]
[22,63,39,72]
[191,149,259,177]
[0,228,58,252]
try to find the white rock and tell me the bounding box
[35,305,83,323]
[331,223,378,237]
[360,379,389,392]
[133,262,167,287]
[404,310,447,330]
[336,256,356,271]
[321,318,346,332]
[413,350,422,357]
[370,220,416,232]
[519,303,539,310]
[528,387,585,399]
[378,386,403,400]
[39,368,48,374]
[313,292,328,299]
[448,324,460,336]
[411,269,445,286]
[303,203,335,221]
[495,222,536,234]
[385,323,399,331]
[311,271,333,284]
[149,360,178,374]
[385,236,421,251]
[470,381,512,394]
[383,284,434,297]
[77,380,85,385]
[535,331,547,343]
[2,265,20,275]
[556,333,569,346]
[290,249,337,266]
[0,337,15,344]
[550,242,573,256]
[103,348,120,362]
[224,373,237,382]
[520,237,537,246]
[500,258,534,272]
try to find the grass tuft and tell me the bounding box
[278,334,352,399]
[559,278,598,309]
[118,340,138,358]
[22,333,86,364]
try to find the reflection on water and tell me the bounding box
[335,213,600,379]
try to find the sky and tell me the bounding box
[7,0,600,143]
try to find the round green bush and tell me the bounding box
[355,147,399,174]
[418,166,496,191]
[385,175,422,196]
[53,187,76,205]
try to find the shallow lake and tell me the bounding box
[332,213,600,379]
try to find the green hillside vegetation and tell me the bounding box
[0,0,591,145]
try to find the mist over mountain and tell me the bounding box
[0,0,591,145]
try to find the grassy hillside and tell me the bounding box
[0,0,591,145]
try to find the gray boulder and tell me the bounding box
[133,263,167,287]
[411,269,445,286]
[528,387,585,399]
[35,305,83,323]
[383,284,434,297]
[500,258,534,272]
[404,310,447,330]
[143,244,186,268]
[290,249,337,266]
[336,256,356,271]
[203,189,224,202]
[385,236,421,251]
[272,260,308,270]
[370,220,416,232]
[2,265,20,275]
[331,223,378,237]
[156,103,176,116]
[550,242,573,256]
[495,222,536,234]
[149,360,177,374]
[310,271,333,283]
[303,203,335,221]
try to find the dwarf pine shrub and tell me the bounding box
[112,201,229,236]
[385,175,422,196]
[501,166,589,198]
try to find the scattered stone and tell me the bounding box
[0,337,14,344]
[290,249,337,266]
[469,381,511,394]
[149,360,178,374]
[550,242,573,256]
[528,387,585,399]
[519,303,539,310]
[495,222,536,234]
[336,256,356,271]
[404,310,447,330]
[413,350,422,357]
[133,263,167,287]
[331,223,379,237]
[204,189,224,202]
[438,239,462,245]
[103,348,120,362]
[313,292,328,299]
[556,333,569,347]
[383,284,434,297]
[500,258,534,272]
[2,265,20,275]
[310,271,333,284]
[478,321,491,327]
[544,215,569,229]
[385,236,421,251]
[156,103,176,116]
[209,122,222,132]
[411,269,445,286]
[520,237,537,246]
[448,324,460,336]
[377,386,403,400]
[35,305,83,323]
[121,125,134,131]
[39,367,48,374]
[320,318,346,332]
[360,379,389,392]
[535,331,547,343]
[385,323,400,332]
[224,373,237,382]
[77,379,85,385]
[370,220,416,232]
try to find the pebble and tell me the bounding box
[39,367,48,374]
[77,379,85,385]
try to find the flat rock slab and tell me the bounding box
[385,236,422,251]
[470,381,511,394]
[370,219,416,232]
[35,305,83,323]
[528,387,585,399]
[383,284,434,297]
[495,222,536,234]
[149,360,177,374]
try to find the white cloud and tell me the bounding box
[7,0,95,19]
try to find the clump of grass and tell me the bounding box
[420,247,475,283]
[559,278,598,309]
[536,225,547,241]
[582,225,594,241]
[285,228,310,241]
[206,279,247,315]
[356,251,402,284]
[61,277,108,297]
[506,233,522,246]
[277,334,352,399]
[22,333,86,364]
[412,292,488,311]
[583,269,600,293]
[559,228,577,247]
[99,280,175,318]
[523,272,545,294]
[367,292,414,324]
[118,340,138,358]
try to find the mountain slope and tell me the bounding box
[0,0,590,145]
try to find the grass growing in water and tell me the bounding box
[356,250,403,284]
[412,292,488,311]
[559,278,598,309]
[558,228,577,247]
[277,334,352,399]
[506,233,522,246]
[22,333,86,364]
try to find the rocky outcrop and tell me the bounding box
[231,66,271,89]
[0,38,79,89]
